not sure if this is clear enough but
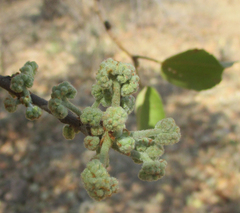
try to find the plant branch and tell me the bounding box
[94,0,132,58]
[0,75,89,136]
[133,55,162,64]
[94,0,162,89]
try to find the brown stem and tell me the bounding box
[0,75,89,136]
[94,0,132,58]
[133,55,162,64]
[94,0,161,89]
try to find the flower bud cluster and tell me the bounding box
[5,61,42,120]
[81,159,119,201]
[154,118,181,145]
[4,96,19,113]
[48,81,78,119]
[25,106,42,120]
[138,159,167,181]
[128,118,181,182]
[92,58,139,108]
[134,138,164,161]
[102,106,127,136]
[48,98,68,119]
[80,107,103,127]
[115,131,135,154]
[84,136,100,151]
[10,61,38,93]
[51,81,77,99]
[3,59,182,201]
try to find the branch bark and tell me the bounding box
[0,75,89,136]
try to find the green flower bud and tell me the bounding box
[80,107,103,127]
[4,97,19,113]
[21,74,34,88]
[25,106,42,120]
[115,135,135,154]
[62,125,75,140]
[135,137,153,152]
[120,95,135,114]
[115,62,135,84]
[96,58,117,89]
[91,84,103,100]
[145,144,164,160]
[48,98,68,119]
[91,126,104,136]
[20,95,31,106]
[81,159,119,201]
[20,61,38,75]
[84,136,100,151]
[155,118,181,145]
[10,61,38,93]
[138,159,167,181]
[121,75,139,97]
[10,75,25,93]
[155,118,175,132]
[51,81,77,99]
[102,106,127,134]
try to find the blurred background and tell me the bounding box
[0,0,240,212]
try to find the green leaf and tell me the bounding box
[135,86,165,130]
[219,61,238,69]
[161,49,224,91]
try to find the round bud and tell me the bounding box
[10,75,25,93]
[81,159,119,201]
[62,125,75,140]
[51,81,77,99]
[91,126,104,136]
[121,75,140,97]
[115,62,135,84]
[84,136,100,151]
[145,145,164,160]
[91,84,103,100]
[25,106,42,120]
[116,136,135,154]
[22,74,34,88]
[80,107,103,127]
[20,61,38,75]
[155,118,176,132]
[102,106,128,134]
[20,96,31,106]
[48,98,68,119]
[4,97,18,113]
[96,58,118,89]
[135,137,152,152]
[138,159,167,181]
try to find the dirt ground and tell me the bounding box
[0,0,240,212]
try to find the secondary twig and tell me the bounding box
[0,75,89,136]
[133,55,162,64]
[94,0,162,89]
